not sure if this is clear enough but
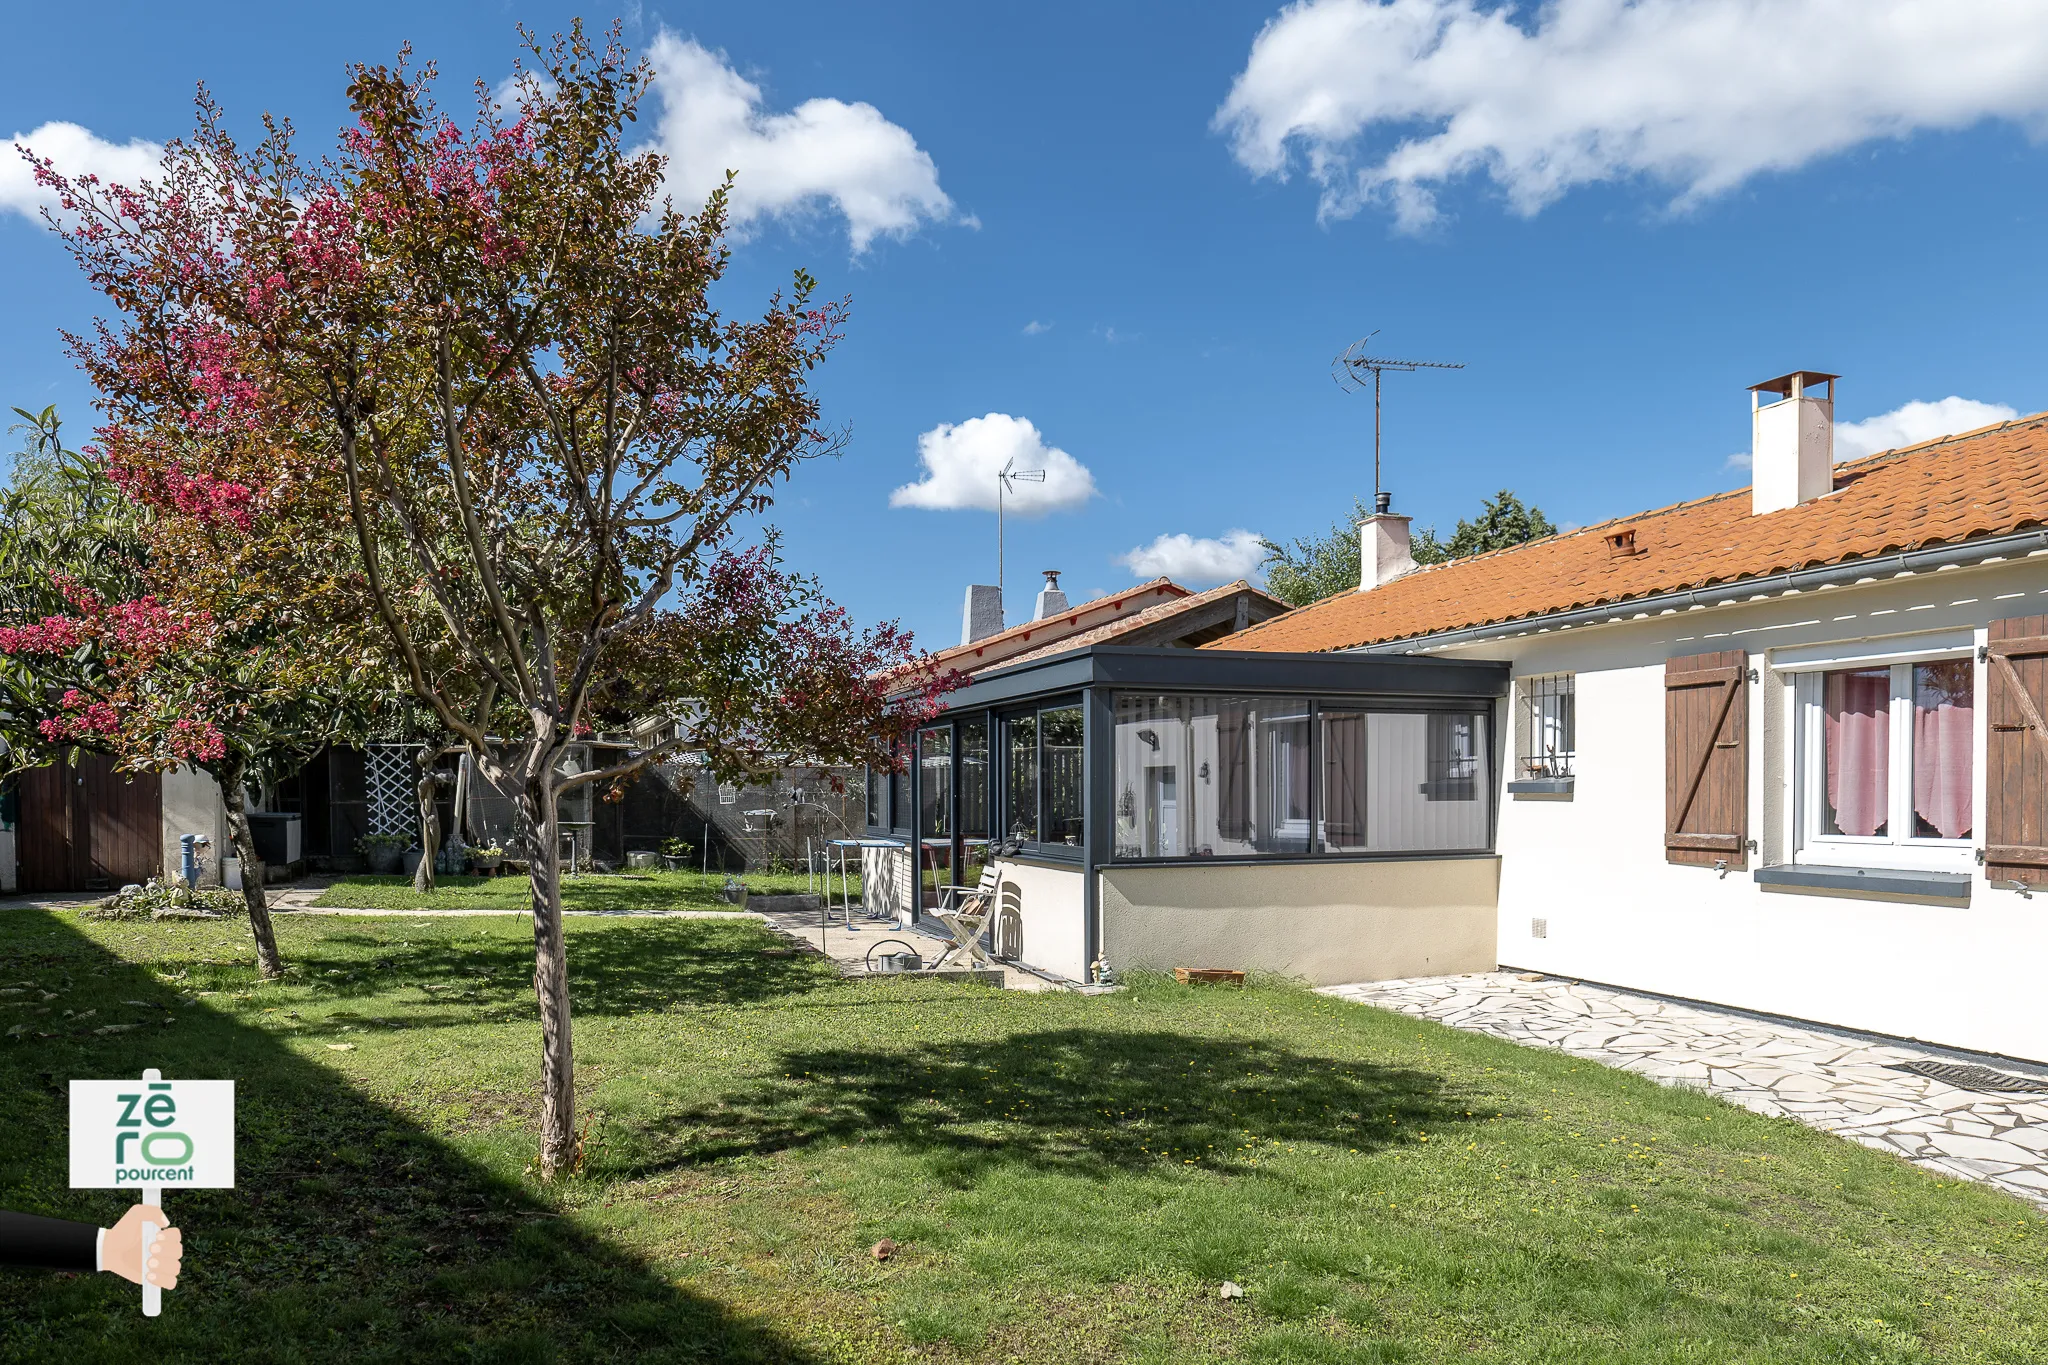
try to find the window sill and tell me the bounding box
[1506,778,1574,798]
[993,849,1085,872]
[1754,864,1971,902]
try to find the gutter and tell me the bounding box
[1352,527,2048,656]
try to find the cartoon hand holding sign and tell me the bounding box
[69,1068,233,1315]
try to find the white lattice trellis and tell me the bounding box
[366,743,419,838]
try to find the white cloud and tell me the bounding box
[1835,396,2019,460]
[0,122,162,223]
[644,32,954,252]
[1724,395,2020,473]
[890,413,1096,514]
[1022,320,1053,336]
[1215,0,2048,231]
[1118,529,1267,585]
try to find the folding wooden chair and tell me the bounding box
[931,864,1001,971]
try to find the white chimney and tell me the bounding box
[1358,492,1416,591]
[1034,569,1069,620]
[961,584,1003,644]
[1750,371,1836,515]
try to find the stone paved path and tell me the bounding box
[1322,971,2048,1210]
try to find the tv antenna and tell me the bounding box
[1333,332,1465,511]
[996,456,1045,610]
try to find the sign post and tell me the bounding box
[70,1068,234,1316]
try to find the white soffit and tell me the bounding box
[1768,627,1976,673]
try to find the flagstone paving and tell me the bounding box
[1322,970,2048,1209]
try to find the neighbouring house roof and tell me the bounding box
[1219,410,2048,655]
[994,579,1292,671]
[892,578,1190,683]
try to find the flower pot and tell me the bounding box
[662,855,692,872]
[401,848,423,877]
[366,845,405,875]
[471,856,502,874]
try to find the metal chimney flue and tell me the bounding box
[1034,570,1069,621]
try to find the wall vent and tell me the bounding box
[1530,917,1548,939]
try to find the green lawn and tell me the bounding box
[309,868,840,912]
[3,909,2045,1363]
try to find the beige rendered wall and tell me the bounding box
[1099,858,1500,986]
[988,859,1089,982]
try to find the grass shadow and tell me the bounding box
[0,910,822,1364]
[276,916,837,1019]
[634,1024,1474,1184]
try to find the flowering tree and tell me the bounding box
[0,418,373,975]
[34,25,949,1176]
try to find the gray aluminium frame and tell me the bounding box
[946,644,1509,711]
[880,644,1512,975]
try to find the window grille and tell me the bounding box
[1516,674,1575,780]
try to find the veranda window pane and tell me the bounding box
[1113,695,1315,858]
[1259,701,1313,854]
[959,715,990,839]
[1005,712,1039,843]
[1912,659,1973,840]
[918,726,952,839]
[1363,712,1491,851]
[1320,710,1368,853]
[1823,667,1890,837]
[1041,705,1085,846]
[890,744,912,831]
[865,766,886,829]
[918,725,952,910]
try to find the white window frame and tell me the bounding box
[1789,642,1978,873]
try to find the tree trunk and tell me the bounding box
[218,760,285,979]
[413,747,440,893]
[519,773,576,1179]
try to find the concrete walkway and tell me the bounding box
[1323,971,2048,1210]
[754,904,1063,993]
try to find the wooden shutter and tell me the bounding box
[1665,650,1748,868]
[1985,615,2048,884]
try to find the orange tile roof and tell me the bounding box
[1220,411,2048,654]
[995,579,1291,670]
[896,578,1189,681]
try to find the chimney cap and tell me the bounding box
[1041,569,1061,588]
[1749,370,1839,399]
[1373,491,1392,515]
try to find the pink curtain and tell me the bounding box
[1824,669,1890,836]
[1912,660,1974,839]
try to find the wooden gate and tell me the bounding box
[16,753,161,892]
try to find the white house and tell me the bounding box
[1223,371,2048,1064]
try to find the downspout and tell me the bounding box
[1354,529,2048,656]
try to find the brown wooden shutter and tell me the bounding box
[1665,650,1748,868]
[1984,615,2048,884]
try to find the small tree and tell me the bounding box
[1436,489,1557,561]
[34,26,948,1176]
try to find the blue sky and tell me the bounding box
[4,1,2047,651]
